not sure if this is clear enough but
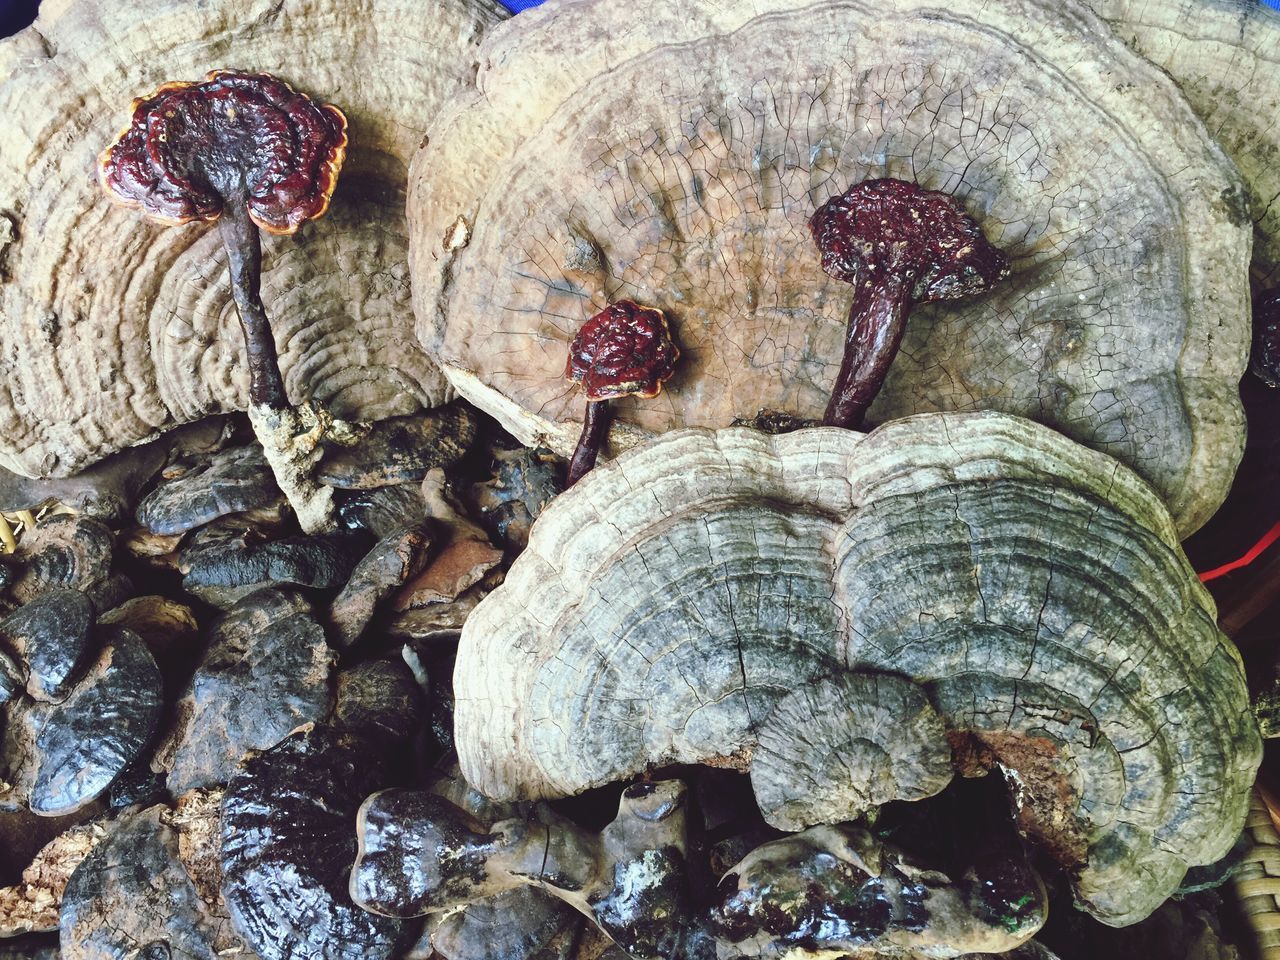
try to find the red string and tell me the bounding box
[1198,518,1280,582]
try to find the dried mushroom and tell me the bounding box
[5,515,124,611]
[180,528,363,606]
[352,779,691,960]
[1,625,161,816]
[0,588,93,702]
[327,524,431,649]
[426,887,581,960]
[453,412,1259,926]
[221,725,414,960]
[0,0,507,480]
[163,588,335,795]
[711,824,1045,958]
[60,805,251,960]
[136,444,280,536]
[412,0,1250,535]
[316,404,478,490]
[1090,0,1280,284]
[750,672,952,832]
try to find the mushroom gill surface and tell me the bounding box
[452,412,1260,928]
[0,0,506,479]
[410,0,1250,537]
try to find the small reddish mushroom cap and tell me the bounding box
[810,178,1009,303]
[566,300,680,401]
[98,70,347,235]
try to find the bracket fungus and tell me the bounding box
[411,0,1251,535]
[0,0,506,480]
[453,412,1260,927]
[564,301,679,486]
[352,779,691,960]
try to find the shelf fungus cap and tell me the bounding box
[751,673,953,832]
[99,70,347,234]
[453,411,1260,927]
[566,301,679,402]
[411,0,1251,536]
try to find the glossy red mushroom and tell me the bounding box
[564,300,679,487]
[99,70,347,411]
[810,178,1010,429]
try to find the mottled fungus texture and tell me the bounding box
[0,0,507,478]
[453,412,1260,927]
[410,0,1250,535]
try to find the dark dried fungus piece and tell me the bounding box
[427,887,582,960]
[0,589,94,702]
[468,446,562,553]
[352,780,691,960]
[60,805,251,960]
[317,403,478,490]
[332,658,425,750]
[0,627,161,817]
[136,445,281,536]
[6,516,123,610]
[221,726,413,960]
[711,824,1045,959]
[98,595,199,665]
[0,651,19,706]
[338,484,428,539]
[328,524,431,649]
[181,529,363,603]
[165,588,335,795]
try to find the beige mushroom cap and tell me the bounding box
[453,411,1260,927]
[1091,0,1280,286]
[0,0,506,478]
[411,0,1250,537]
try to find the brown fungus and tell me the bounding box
[452,413,1259,926]
[809,178,1008,428]
[100,70,347,531]
[564,301,679,486]
[411,0,1252,536]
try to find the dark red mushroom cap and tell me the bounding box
[810,178,1009,304]
[98,70,347,235]
[565,300,679,401]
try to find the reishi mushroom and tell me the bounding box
[1252,286,1280,386]
[810,178,1009,428]
[98,70,348,532]
[564,301,679,487]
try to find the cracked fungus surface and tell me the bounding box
[413,0,1251,536]
[0,0,507,479]
[452,413,1260,927]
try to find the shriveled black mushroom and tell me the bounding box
[424,887,582,960]
[221,726,415,960]
[162,587,335,795]
[180,527,364,608]
[338,484,428,539]
[316,404,477,490]
[327,524,432,649]
[809,178,1009,428]
[136,444,281,536]
[0,626,161,816]
[99,71,348,532]
[711,824,1045,958]
[5,515,126,611]
[0,589,94,702]
[60,804,251,960]
[351,780,691,960]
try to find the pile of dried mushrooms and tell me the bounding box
[0,0,1278,958]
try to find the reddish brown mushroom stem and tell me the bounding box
[98,71,347,412]
[810,178,1010,429]
[565,301,679,487]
